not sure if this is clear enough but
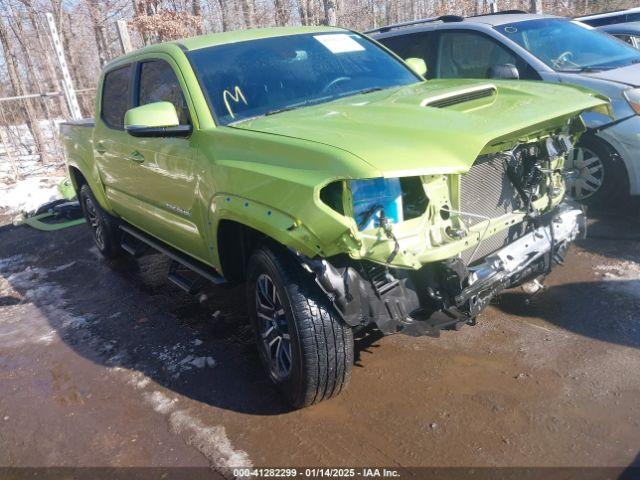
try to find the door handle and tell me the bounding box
[129,151,145,164]
[95,142,107,154]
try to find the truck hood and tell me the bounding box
[232,80,609,177]
[583,62,640,87]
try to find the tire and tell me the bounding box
[567,136,629,206]
[247,246,354,408]
[79,184,123,259]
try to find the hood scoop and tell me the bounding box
[420,84,497,108]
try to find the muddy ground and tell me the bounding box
[0,206,639,476]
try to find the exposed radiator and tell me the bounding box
[459,155,524,265]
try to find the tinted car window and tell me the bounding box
[102,66,131,129]
[188,32,419,125]
[378,32,439,79]
[437,31,531,79]
[496,19,640,72]
[614,34,640,49]
[139,60,190,125]
[583,15,627,27]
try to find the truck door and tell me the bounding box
[120,57,208,263]
[94,64,140,213]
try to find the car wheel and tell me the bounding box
[79,184,122,258]
[247,246,354,408]
[566,136,628,205]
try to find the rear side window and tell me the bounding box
[101,66,132,129]
[139,60,190,125]
[437,30,539,80]
[378,32,439,79]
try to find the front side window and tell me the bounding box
[378,31,439,79]
[102,65,132,129]
[437,31,520,79]
[139,60,190,125]
[614,34,640,49]
[188,32,419,125]
[496,19,640,72]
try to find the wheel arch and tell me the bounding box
[211,195,328,281]
[590,131,634,195]
[68,165,113,213]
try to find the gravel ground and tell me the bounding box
[0,208,639,477]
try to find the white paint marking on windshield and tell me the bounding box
[314,34,365,53]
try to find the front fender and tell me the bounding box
[209,193,327,271]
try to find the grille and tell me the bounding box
[459,155,523,265]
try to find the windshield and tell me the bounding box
[187,32,419,125]
[495,18,640,72]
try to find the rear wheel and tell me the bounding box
[247,247,353,408]
[79,184,123,258]
[567,136,628,205]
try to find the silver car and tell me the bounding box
[598,22,640,49]
[370,13,640,204]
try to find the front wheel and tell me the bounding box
[566,137,628,205]
[247,247,354,408]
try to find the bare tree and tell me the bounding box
[0,16,48,162]
[274,0,291,25]
[240,0,257,27]
[192,0,204,33]
[323,0,337,25]
[86,1,111,67]
[215,0,231,31]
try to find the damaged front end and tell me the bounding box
[300,127,587,337]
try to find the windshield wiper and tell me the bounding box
[263,87,388,117]
[264,96,334,117]
[354,87,384,95]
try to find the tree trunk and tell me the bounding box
[530,0,543,13]
[23,1,68,117]
[86,1,110,65]
[240,0,256,27]
[298,0,308,25]
[323,0,337,26]
[0,17,48,163]
[216,0,230,31]
[192,0,204,33]
[274,0,290,25]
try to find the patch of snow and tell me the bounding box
[169,409,252,469]
[144,391,178,414]
[0,255,31,272]
[0,119,66,183]
[0,256,90,348]
[37,330,57,345]
[594,260,640,300]
[0,176,64,214]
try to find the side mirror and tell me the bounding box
[488,63,520,80]
[124,101,191,138]
[405,57,427,77]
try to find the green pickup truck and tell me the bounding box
[61,26,609,408]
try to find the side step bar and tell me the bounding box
[119,224,226,290]
[167,261,207,294]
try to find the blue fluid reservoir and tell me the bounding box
[350,178,403,231]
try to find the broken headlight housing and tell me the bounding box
[351,178,403,231]
[320,177,429,231]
